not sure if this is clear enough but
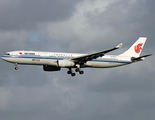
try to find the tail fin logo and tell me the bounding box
[134,43,143,53]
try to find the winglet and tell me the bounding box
[115,43,123,49]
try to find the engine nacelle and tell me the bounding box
[57,60,75,67]
[43,65,61,71]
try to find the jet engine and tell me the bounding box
[57,60,75,67]
[43,65,61,71]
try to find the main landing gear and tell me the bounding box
[75,68,84,74]
[67,68,76,77]
[67,68,84,77]
[15,63,18,70]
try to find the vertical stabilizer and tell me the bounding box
[119,37,147,57]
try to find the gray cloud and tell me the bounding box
[0,0,82,30]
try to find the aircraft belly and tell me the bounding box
[85,61,126,68]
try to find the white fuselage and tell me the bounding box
[1,51,132,68]
[1,37,150,76]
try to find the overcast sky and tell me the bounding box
[0,0,155,120]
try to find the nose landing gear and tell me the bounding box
[15,63,18,70]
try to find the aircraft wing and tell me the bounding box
[71,43,123,63]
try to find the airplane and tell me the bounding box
[1,37,152,77]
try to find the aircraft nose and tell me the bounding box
[1,56,7,61]
[1,56,5,60]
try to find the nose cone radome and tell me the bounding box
[1,56,8,61]
[1,56,5,60]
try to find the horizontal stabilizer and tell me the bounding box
[131,54,153,62]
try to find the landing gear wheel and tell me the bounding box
[67,71,72,74]
[15,67,18,70]
[71,73,76,77]
[79,71,84,74]
[75,68,80,72]
[14,63,18,70]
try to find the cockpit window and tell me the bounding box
[5,53,10,55]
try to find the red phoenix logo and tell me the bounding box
[134,43,143,53]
